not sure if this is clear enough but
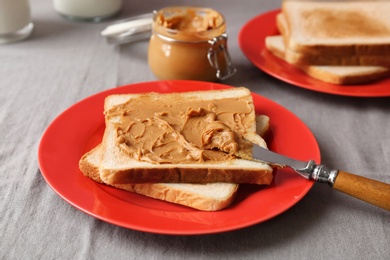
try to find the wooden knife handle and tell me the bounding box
[333,170,390,211]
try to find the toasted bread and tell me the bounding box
[79,90,272,211]
[281,1,390,56]
[99,88,273,186]
[266,35,390,85]
[79,144,239,211]
[276,11,390,66]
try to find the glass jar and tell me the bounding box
[148,6,236,82]
[0,0,33,44]
[53,0,123,22]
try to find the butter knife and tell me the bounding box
[251,144,390,211]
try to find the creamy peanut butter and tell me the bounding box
[106,94,254,164]
[155,8,221,33]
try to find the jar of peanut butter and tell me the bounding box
[148,6,236,82]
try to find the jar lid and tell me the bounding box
[101,13,152,45]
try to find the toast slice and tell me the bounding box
[266,35,390,85]
[80,144,239,211]
[282,1,390,56]
[276,12,390,66]
[79,111,270,211]
[99,87,273,186]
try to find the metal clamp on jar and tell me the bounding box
[148,6,236,82]
[208,34,236,80]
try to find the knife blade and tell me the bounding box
[251,144,390,211]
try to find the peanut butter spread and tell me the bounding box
[106,94,254,164]
[155,8,222,32]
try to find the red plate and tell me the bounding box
[38,80,320,235]
[239,10,390,97]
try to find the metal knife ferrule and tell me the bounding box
[311,164,339,187]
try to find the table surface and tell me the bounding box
[1,0,389,259]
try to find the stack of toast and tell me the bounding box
[265,1,390,85]
[79,87,274,211]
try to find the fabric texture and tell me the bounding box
[1,0,389,259]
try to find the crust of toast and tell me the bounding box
[99,88,273,185]
[282,1,390,56]
[284,49,390,67]
[301,65,390,85]
[266,34,390,85]
[79,144,239,211]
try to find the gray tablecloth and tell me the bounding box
[1,0,389,259]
